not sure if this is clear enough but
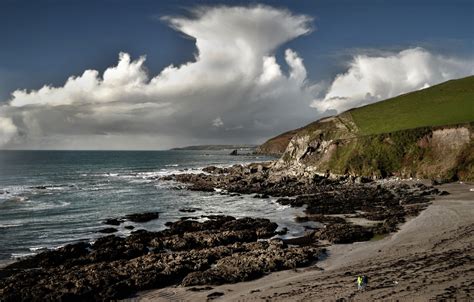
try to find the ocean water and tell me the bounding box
[0,150,315,261]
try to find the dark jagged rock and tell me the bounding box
[169,163,438,235]
[207,292,224,300]
[312,224,374,244]
[3,241,91,273]
[162,163,437,238]
[0,216,321,302]
[188,286,214,292]
[179,207,202,213]
[103,218,124,226]
[203,166,228,174]
[283,234,315,246]
[124,212,160,223]
[33,186,48,190]
[295,215,346,224]
[98,227,118,233]
[181,241,323,286]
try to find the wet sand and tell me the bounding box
[137,182,474,301]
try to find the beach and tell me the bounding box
[1,159,472,301]
[137,181,474,301]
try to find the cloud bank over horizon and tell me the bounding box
[312,48,474,112]
[0,5,473,149]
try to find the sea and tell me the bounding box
[0,150,315,262]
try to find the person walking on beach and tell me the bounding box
[362,275,368,290]
[357,276,363,290]
[357,275,368,291]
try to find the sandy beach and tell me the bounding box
[137,181,474,301]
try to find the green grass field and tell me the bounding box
[350,76,474,135]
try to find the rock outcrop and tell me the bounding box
[274,122,474,182]
[0,216,324,301]
[162,163,442,241]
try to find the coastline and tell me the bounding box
[1,162,471,301]
[136,181,474,301]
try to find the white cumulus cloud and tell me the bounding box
[1,5,318,149]
[1,6,473,150]
[312,47,474,113]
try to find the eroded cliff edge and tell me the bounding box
[259,76,474,181]
[273,117,473,181]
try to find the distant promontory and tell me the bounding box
[171,144,257,151]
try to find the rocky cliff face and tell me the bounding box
[255,113,357,157]
[256,129,300,156]
[273,122,474,182]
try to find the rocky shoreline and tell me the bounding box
[163,162,446,243]
[0,162,446,301]
[0,215,323,301]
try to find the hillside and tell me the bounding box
[350,76,474,135]
[255,129,300,156]
[261,76,474,181]
[257,76,474,157]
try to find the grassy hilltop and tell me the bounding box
[259,76,474,181]
[258,76,474,155]
[351,76,474,135]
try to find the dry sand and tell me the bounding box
[136,182,474,301]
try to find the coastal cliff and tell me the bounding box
[259,76,474,181]
[274,122,473,181]
[255,129,300,156]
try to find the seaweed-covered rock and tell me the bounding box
[0,216,319,302]
[312,224,374,244]
[124,212,159,223]
[98,227,118,233]
[181,241,323,286]
[103,218,124,226]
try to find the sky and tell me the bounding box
[0,0,473,149]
